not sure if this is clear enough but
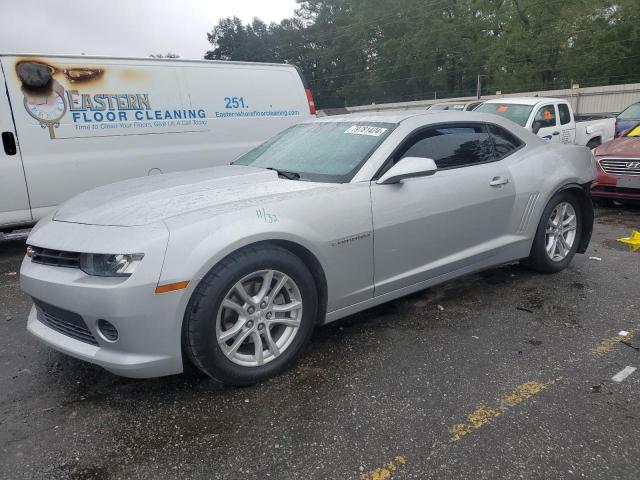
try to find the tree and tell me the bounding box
[205,17,280,62]
[203,0,640,108]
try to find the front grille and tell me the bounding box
[30,246,81,268]
[34,299,98,346]
[599,158,640,176]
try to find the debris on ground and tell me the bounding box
[516,306,534,313]
[616,230,640,252]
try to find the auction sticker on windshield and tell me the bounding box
[344,125,388,136]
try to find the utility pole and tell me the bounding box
[476,72,482,100]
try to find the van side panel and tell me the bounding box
[0,58,31,228]
[3,56,312,224]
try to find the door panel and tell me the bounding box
[557,103,576,144]
[533,104,561,143]
[0,61,31,227]
[371,161,516,296]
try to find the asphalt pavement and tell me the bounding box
[1,205,639,480]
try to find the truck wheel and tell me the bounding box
[586,138,601,150]
[522,191,583,273]
[182,245,318,386]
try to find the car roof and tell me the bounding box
[482,97,564,106]
[314,110,523,125]
[315,111,423,124]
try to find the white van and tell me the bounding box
[0,54,315,232]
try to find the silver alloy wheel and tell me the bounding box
[216,269,303,367]
[545,201,577,262]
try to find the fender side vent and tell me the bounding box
[517,193,539,233]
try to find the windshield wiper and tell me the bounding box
[266,167,301,180]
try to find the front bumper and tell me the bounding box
[592,159,640,201]
[20,220,186,378]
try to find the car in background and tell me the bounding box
[428,100,484,111]
[476,97,615,148]
[592,122,640,204]
[615,102,640,137]
[21,111,595,385]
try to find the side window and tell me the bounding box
[488,124,524,158]
[558,104,572,125]
[400,124,494,169]
[533,105,556,128]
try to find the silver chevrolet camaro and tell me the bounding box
[20,111,595,385]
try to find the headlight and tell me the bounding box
[79,253,144,277]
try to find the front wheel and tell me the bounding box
[522,191,583,273]
[182,245,318,385]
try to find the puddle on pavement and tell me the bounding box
[594,206,640,227]
[602,239,635,252]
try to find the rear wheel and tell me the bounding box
[523,191,583,273]
[586,138,601,150]
[183,245,318,385]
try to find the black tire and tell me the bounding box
[586,138,601,150]
[182,245,318,386]
[522,191,583,273]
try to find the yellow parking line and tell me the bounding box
[593,327,639,356]
[359,455,406,480]
[364,326,640,474]
[449,380,547,442]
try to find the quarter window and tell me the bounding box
[488,124,524,158]
[558,104,572,125]
[533,105,556,128]
[399,124,494,169]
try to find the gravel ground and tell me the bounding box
[0,205,639,480]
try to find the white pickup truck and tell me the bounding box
[476,97,615,148]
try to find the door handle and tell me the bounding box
[2,132,17,156]
[489,176,509,187]
[552,131,560,136]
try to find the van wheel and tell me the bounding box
[522,191,583,273]
[182,245,317,386]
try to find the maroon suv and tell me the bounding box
[592,124,640,203]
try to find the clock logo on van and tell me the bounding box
[23,91,68,139]
[16,60,68,139]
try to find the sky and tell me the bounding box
[0,0,299,59]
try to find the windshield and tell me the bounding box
[233,122,396,183]
[475,103,535,126]
[618,103,640,120]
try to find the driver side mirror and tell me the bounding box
[376,157,437,185]
[532,121,542,134]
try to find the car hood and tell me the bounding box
[595,136,640,157]
[53,165,329,227]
